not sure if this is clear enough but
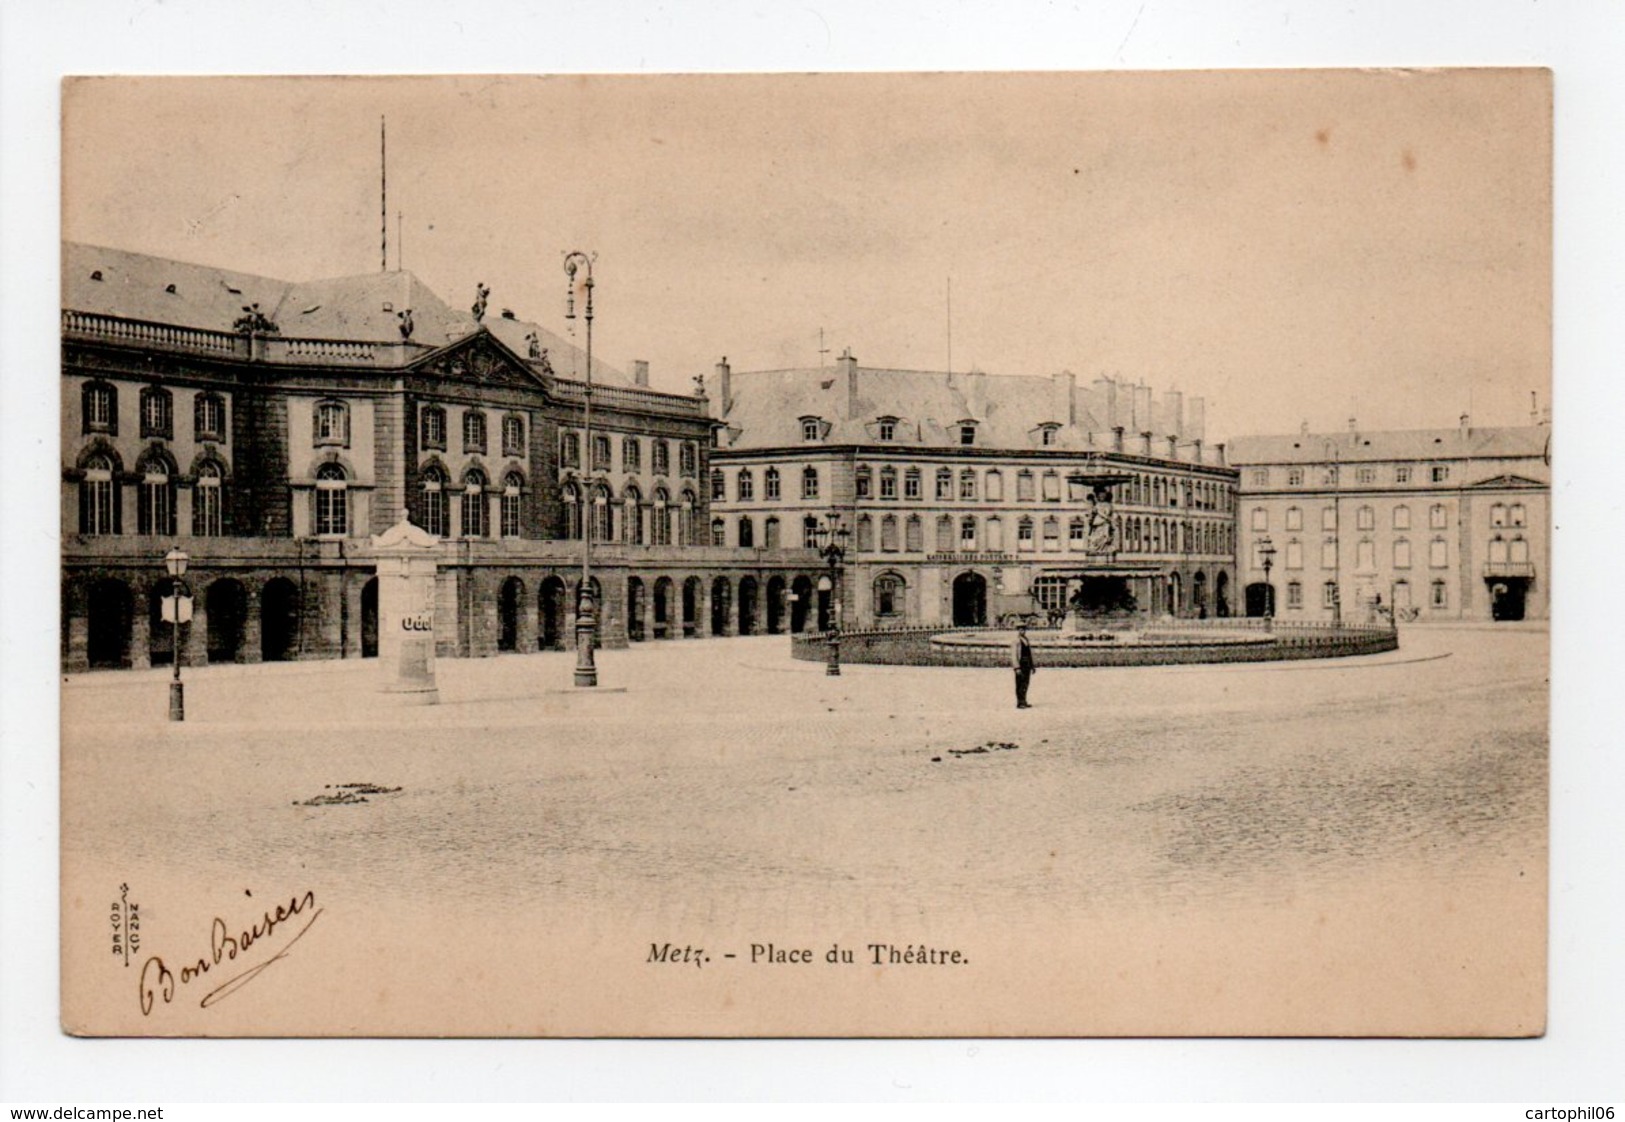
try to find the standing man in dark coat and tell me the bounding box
[1012,624,1036,709]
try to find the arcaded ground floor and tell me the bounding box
[60,623,1546,1037]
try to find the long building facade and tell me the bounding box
[1228,417,1551,623]
[60,243,823,672]
[707,350,1239,630]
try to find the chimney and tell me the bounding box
[631,360,649,387]
[1053,370,1077,426]
[1135,385,1153,433]
[1193,438,1204,466]
[838,347,859,418]
[1096,377,1119,430]
[1459,413,1470,437]
[1348,416,1359,439]
[1530,391,1539,426]
[1300,420,1310,437]
[1167,435,1178,461]
[1215,441,1226,466]
[1188,396,1206,441]
[715,357,732,415]
[1141,430,1154,456]
[1112,425,1125,453]
[1165,389,1184,437]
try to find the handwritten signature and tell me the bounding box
[138,889,321,1015]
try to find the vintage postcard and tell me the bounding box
[59,70,1549,1037]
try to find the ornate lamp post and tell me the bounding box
[813,512,850,676]
[1257,535,1277,625]
[164,547,188,721]
[564,251,598,688]
[1325,439,1342,626]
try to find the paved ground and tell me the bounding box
[59,624,1548,1037]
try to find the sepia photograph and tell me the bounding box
[51,67,1554,1041]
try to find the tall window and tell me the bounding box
[1321,506,1337,531]
[1510,536,1529,563]
[194,393,227,442]
[985,470,1004,502]
[621,436,640,473]
[878,419,896,441]
[652,439,670,475]
[738,515,754,548]
[880,515,899,552]
[502,415,526,457]
[1286,506,1303,531]
[737,469,754,501]
[679,490,696,545]
[561,431,580,468]
[622,485,643,545]
[879,466,897,500]
[1321,539,1337,570]
[1488,535,1508,564]
[1250,507,1268,531]
[679,442,697,476]
[420,406,446,451]
[421,465,450,537]
[874,573,903,616]
[1287,581,1303,609]
[592,483,613,541]
[314,463,348,536]
[1017,471,1035,502]
[801,466,820,499]
[1356,505,1375,530]
[591,434,611,471]
[314,400,349,447]
[1431,579,1448,608]
[1431,465,1450,483]
[960,516,978,550]
[1393,505,1411,530]
[652,487,671,546]
[1356,539,1375,571]
[1429,537,1448,568]
[1017,517,1034,552]
[1509,503,1526,528]
[138,461,175,535]
[1393,538,1411,569]
[904,468,921,500]
[501,472,524,538]
[140,386,173,440]
[803,515,820,548]
[905,515,923,552]
[854,516,872,551]
[1042,517,1061,551]
[935,468,953,500]
[986,516,1004,552]
[1323,581,1339,609]
[711,469,726,501]
[193,461,223,536]
[936,515,954,552]
[801,418,822,442]
[1285,539,1304,570]
[855,466,871,499]
[712,518,727,547]
[1490,503,1507,528]
[461,470,489,538]
[958,469,977,501]
[1069,517,1086,549]
[79,454,117,535]
[765,467,781,500]
[82,381,117,435]
[764,516,780,549]
[463,410,487,454]
[1430,503,1448,530]
[1042,471,1060,502]
[562,482,583,540]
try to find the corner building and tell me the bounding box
[707,350,1238,630]
[61,242,820,672]
[1228,418,1551,622]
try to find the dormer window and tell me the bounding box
[1039,424,1059,447]
[801,417,823,442]
[959,422,977,446]
[877,417,897,441]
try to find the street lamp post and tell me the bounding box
[1257,535,1277,626]
[564,251,598,688]
[164,547,188,721]
[1325,440,1342,625]
[813,512,850,676]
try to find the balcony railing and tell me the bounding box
[1482,561,1536,579]
[551,377,706,418]
[65,309,437,367]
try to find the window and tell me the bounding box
[618,436,639,473]
[592,483,613,541]
[878,419,896,441]
[82,381,117,435]
[801,418,822,442]
[561,431,580,468]
[1396,465,1412,483]
[960,516,978,550]
[1509,536,1529,563]
[1490,503,1507,528]
[1017,471,1035,502]
[1321,539,1337,570]
[678,490,696,545]
[1321,505,1337,531]
[803,516,820,548]
[1042,471,1060,502]
[652,439,670,475]
[982,516,1002,552]
[1250,507,1268,531]
[1356,505,1375,531]
[764,516,780,549]
[651,487,671,546]
[561,482,583,540]
[1393,505,1411,530]
[1017,517,1034,552]
[462,410,487,454]
[1487,535,1508,564]
[1509,503,1526,528]
[1393,538,1411,569]
[79,454,117,535]
[711,469,726,501]
[1323,581,1339,609]
[501,473,524,538]
[1285,539,1303,570]
[1040,426,1057,446]
[591,434,611,471]
[1287,467,1304,487]
[1431,465,1450,483]
[1356,538,1375,571]
[880,515,899,552]
[138,461,174,535]
[1429,503,1448,530]
[1321,465,1339,486]
[738,516,755,548]
[1286,506,1303,531]
[1287,581,1303,609]
[193,461,223,537]
[421,405,447,450]
[314,463,348,536]
[854,516,871,552]
[1042,517,1061,551]
[936,515,954,552]
[314,400,349,447]
[502,415,525,457]
[874,573,903,616]
[712,518,726,546]
[904,468,921,500]
[1394,579,1411,608]
[737,469,754,501]
[621,485,643,545]
[959,423,976,446]
[958,470,977,501]
[1069,517,1086,549]
[855,466,871,499]
[679,442,697,476]
[461,470,489,538]
[801,466,820,499]
[1250,468,1269,486]
[1356,466,1375,484]
[935,468,953,501]
[879,466,897,500]
[1067,476,1088,502]
[1431,579,1448,608]
[421,465,449,537]
[140,386,173,440]
[194,393,226,442]
[1429,538,1448,568]
[905,515,923,552]
[765,467,781,500]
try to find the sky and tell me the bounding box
[62,70,1550,441]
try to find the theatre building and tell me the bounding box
[706,350,1238,630]
[60,242,819,672]
[1228,417,1551,622]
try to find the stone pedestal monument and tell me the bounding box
[371,519,443,705]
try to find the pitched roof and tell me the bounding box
[1227,426,1550,466]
